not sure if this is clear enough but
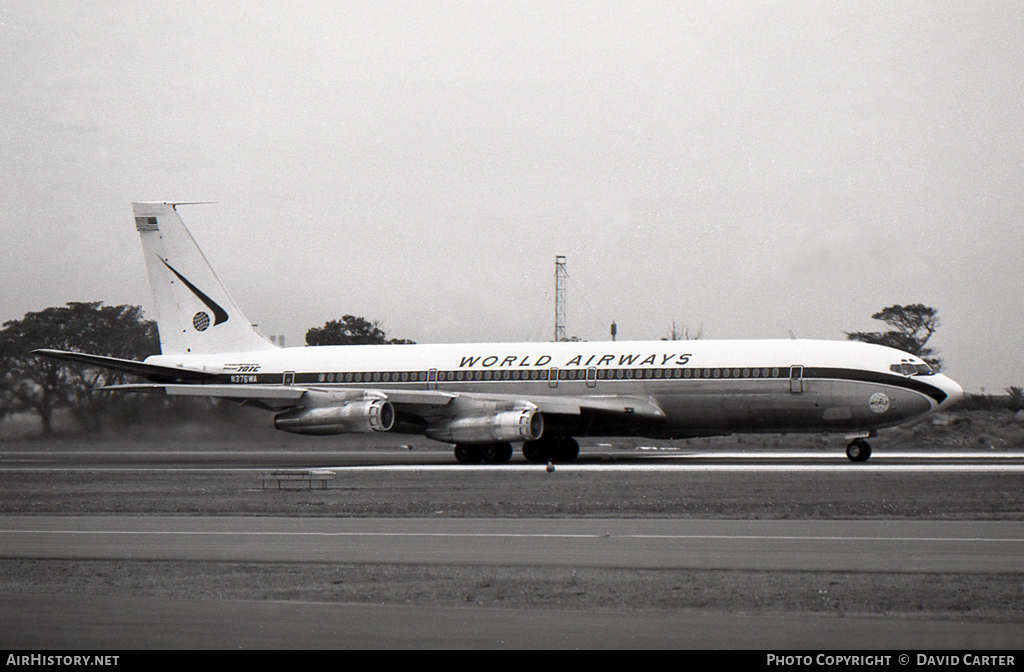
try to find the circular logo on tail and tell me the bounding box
[193,311,211,331]
[869,392,890,414]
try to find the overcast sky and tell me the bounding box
[2,1,1022,393]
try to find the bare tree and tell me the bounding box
[662,320,703,341]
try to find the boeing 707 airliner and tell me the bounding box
[36,202,963,463]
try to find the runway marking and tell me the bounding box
[669,452,1024,459]
[0,451,395,456]
[2,463,1024,473]
[318,464,1024,473]
[2,530,1022,543]
[3,451,1024,459]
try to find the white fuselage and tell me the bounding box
[147,338,962,439]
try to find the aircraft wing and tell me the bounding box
[44,347,666,428]
[101,383,309,401]
[101,383,457,406]
[99,382,665,424]
[526,394,666,420]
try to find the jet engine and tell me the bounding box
[425,408,543,444]
[274,399,395,435]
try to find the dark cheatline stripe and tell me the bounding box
[806,368,947,405]
[207,367,947,404]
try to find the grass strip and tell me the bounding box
[1,559,1021,620]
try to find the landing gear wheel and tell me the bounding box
[550,437,580,463]
[481,442,514,464]
[846,439,872,463]
[522,440,551,463]
[523,436,580,463]
[454,444,483,463]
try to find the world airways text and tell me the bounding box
[458,353,693,369]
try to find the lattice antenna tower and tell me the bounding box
[554,255,567,342]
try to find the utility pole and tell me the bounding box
[554,255,567,342]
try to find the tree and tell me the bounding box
[662,320,704,341]
[845,304,942,371]
[305,315,414,346]
[1007,386,1024,413]
[0,302,159,434]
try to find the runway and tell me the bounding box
[2,447,1024,471]
[2,443,1022,648]
[2,516,1022,573]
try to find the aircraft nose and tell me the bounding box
[937,374,964,408]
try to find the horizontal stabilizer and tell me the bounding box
[32,349,215,382]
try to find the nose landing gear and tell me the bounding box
[846,439,872,462]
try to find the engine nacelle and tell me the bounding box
[425,409,544,444]
[274,399,395,435]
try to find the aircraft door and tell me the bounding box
[548,367,559,388]
[790,365,803,393]
[283,371,295,386]
[428,368,437,391]
[586,367,597,388]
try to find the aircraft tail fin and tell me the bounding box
[132,202,278,355]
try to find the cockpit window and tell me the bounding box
[890,362,934,376]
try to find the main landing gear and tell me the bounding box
[522,436,580,463]
[454,442,514,464]
[846,439,872,463]
[453,437,581,464]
